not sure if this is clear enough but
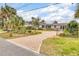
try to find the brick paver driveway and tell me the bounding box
[7,31,58,53]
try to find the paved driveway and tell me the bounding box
[0,39,42,56]
[7,31,57,53]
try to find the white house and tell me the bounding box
[25,21,67,31]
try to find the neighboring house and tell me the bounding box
[25,21,67,31]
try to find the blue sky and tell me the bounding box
[0,3,78,23]
[0,3,50,11]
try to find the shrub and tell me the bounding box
[59,33,65,36]
[28,30,32,33]
[26,26,35,30]
[64,29,70,35]
[58,29,70,37]
[67,20,78,36]
[38,28,43,30]
[16,27,26,34]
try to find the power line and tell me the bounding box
[18,3,59,12]
[17,3,32,10]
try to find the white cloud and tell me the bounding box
[17,4,75,23]
[17,10,39,21]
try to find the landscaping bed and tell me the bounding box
[0,30,41,39]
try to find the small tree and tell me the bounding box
[32,17,41,29]
[67,20,78,37]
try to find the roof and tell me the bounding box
[52,23,67,26]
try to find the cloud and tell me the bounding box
[17,10,39,21]
[17,3,76,23]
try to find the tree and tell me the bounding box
[41,20,45,24]
[5,15,25,31]
[67,20,78,37]
[74,4,79,18]
[32,17,41,29]
[74,4,79,37]
[0,4,17,30]
[0,4,25,32]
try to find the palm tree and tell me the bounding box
[0,6,7,30]
[0,4,17,30]
[0,4,25,32]
[6,15,25,31]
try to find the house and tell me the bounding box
[39,21,67,30]
[25,21,67,31]
[51,23,67,31]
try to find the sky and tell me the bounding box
[0,3,78,23]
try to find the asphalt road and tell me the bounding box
[0,39,42,56]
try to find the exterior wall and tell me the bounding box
[39,23,47,29]
[51,24,67,31]
[51,25,60,30]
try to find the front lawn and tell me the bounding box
[40,36,79,56]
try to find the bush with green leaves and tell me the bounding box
[18,27,26,34]
[27,30,32,33]
[67,20,78,36]
[26,26,35,30]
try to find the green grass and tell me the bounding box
[40,36,79,56]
